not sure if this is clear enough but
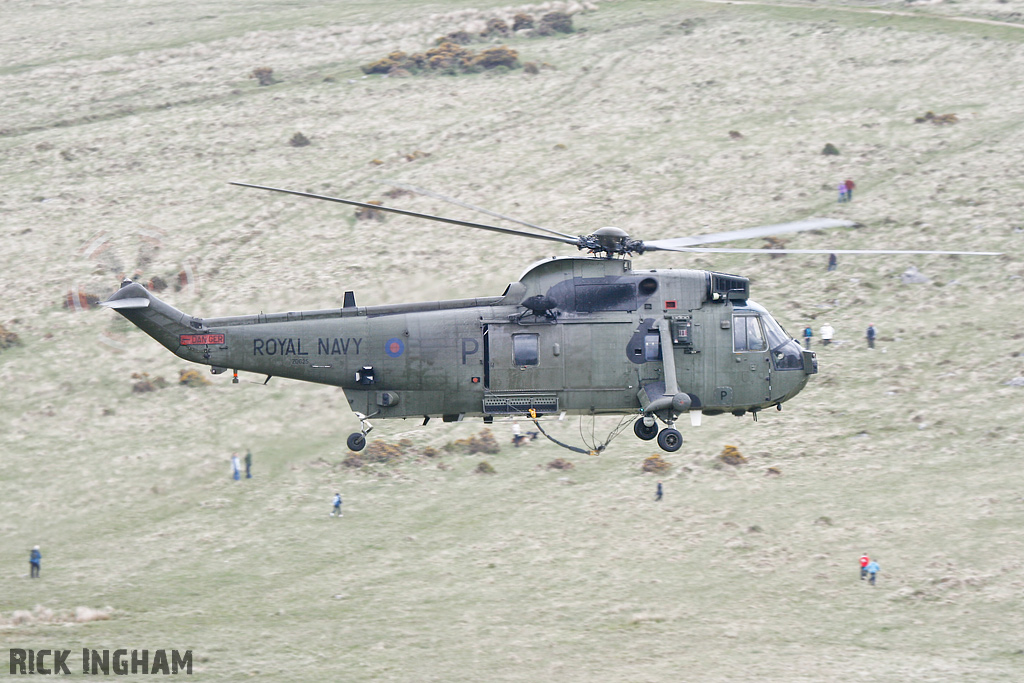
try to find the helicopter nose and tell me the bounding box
[803,349,818,375]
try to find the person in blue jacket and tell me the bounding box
[865,559,880,585]
[29,546,41,578]
[331,492,343,517]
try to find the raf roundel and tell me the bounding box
[385,337,404,358]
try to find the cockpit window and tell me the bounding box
[733,315,766,352]
[759,312,789,349]
[733,302,805,370]
[756,308,804,370]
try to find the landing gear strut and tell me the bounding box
[347,412,374,452]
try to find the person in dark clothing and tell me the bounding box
[30,546,41,578]
[827,253,838,271]
[331,492,342,517]
[802,326,813,350]
[245,450,253,478]
[655,482,663,501]
[866,323,877,349]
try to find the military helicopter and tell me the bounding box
[101,182,999,453]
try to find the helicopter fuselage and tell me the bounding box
[104,256,816,439]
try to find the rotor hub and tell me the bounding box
[584,226,644,257]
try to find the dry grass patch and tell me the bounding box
[915,110,959,125]
[0,324,21,351]
[449,428,501,455]
[250,67,278,86]
[362,42,520,75]
[1,605,113,626]
[546,457,574,470]
[130,372,167,393]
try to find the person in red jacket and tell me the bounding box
[844,178,856,201]
[859,553,870,580]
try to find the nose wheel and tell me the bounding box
[657,428,682,453]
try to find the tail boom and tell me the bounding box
[100,281,204,360]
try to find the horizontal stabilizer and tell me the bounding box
[99,297,151,310]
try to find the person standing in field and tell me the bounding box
[29,545,41,578]
[859,553,870,580]
[844,178,856,201]
[244,449,253,479]
[820,323,834,346]
[655,481,663,502]
[803,325,813,349]
[865,559,880,585]
[331,492,343,517]
[231,453,241,481]
[866,323,877,349]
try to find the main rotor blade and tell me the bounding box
[644,218,859,250]
[376,180,578,240]
[650,246,1002,255]
[230,182,580,247]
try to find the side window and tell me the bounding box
[733,319,745,352]
[747,317,766,351]
[733,316,766,352]
[512,333,539,366]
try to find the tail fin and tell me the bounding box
[100,280,202,357]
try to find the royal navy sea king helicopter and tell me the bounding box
[101,182,999,454]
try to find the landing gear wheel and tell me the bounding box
[634,418,659,441]
[347,432,366,452]
[657,428,682,453]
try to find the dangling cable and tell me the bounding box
[531,413,598,455]
[529,411,634,456]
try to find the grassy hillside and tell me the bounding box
[2,1,1023,680]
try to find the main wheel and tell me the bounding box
[633,418,658,441]
[347,432,367,452]
[657,428,682,453]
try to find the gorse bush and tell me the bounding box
[719,445,747,466]
[178,369,210,387]
[642,454,670,474]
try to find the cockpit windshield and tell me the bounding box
[737,302,805,370]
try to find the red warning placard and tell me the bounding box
[180,334,225,346]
